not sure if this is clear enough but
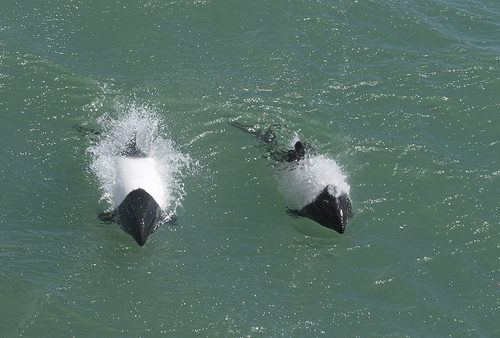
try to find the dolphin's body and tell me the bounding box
[100,133,164,246]
[231,122,352,234]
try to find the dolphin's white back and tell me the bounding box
[277,154,350,209]
[113,157,164,208]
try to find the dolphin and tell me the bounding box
[99,132,164,246]
[230,122,352,234]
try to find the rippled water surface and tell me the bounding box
[1,0,499,336]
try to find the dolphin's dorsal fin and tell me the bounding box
[121,132,146,157]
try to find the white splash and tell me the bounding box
[276,138,350,210]
[87,104,189,218]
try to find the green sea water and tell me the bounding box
[1,0,499,336]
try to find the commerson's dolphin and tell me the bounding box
[99,132,164,246]
[230,122,352,234]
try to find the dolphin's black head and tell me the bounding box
[117,188,162,246]
[299,185,352,234]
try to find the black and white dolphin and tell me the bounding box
[231,122,352,234]
[99,133,165,246]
